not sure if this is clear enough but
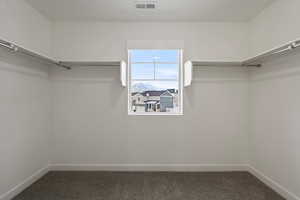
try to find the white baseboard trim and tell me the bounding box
[247,165,300,200]
[49,163,248,172]
[0,166,49,200]
[2,164,299,200]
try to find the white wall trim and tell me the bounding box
[0,166,49,200]
[247,165,300,200]
[49,164,248,172]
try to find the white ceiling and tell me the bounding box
[25,0,275,22]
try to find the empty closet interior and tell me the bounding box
[0,0,299,200]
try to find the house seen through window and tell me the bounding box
[128,49,183,115]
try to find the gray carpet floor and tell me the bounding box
[13,171,285,200]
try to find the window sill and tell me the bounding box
[128,112,184,116]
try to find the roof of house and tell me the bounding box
[167,89,178,94]
[143,91,166,96]
[161,91,173,97]
[132,89,177,97]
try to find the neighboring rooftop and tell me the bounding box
[132,89,177,97]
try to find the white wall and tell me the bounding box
[0,48,50,198]
[0,2,251,198]
[248,1,300,199]
[0,0,52,57]
[249,0,300,57]
[0,1,52,198]
[52,22,249,61]
[49,21,250,168]
[249,52,300,200]
[49,66,249,168]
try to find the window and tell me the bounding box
[128,49,183,115]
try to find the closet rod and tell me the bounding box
[2,38,300,70]
[0,39,71,70]
[59,61,121,67]
[192,61,242,67]
[192,61,260,67]
[192,39,300,68]
[243,39,300,66]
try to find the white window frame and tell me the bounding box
[127,49,184,116]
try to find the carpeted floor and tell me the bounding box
[13,171,285,200]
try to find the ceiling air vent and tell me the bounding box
[136,1,157,9]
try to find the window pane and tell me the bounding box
[131,64,154,79]
[129,49,182,115]
[156,64,179,80]
[131,50,179,63]
[152,50,179,63]
[130,81,179,113]
[131,50,154,63]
